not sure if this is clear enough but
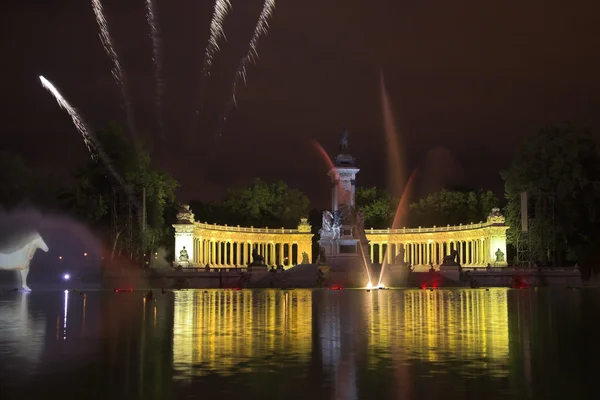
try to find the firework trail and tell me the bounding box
[91,0,138,139]
[215,0,276,137]
[202,0,232,77]
[145,0,165,134]
[39,76,138,212]
[39,76,97,159]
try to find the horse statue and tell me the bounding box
[0,231,49,291]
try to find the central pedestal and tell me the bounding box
[318,234,368,287]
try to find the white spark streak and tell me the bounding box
[91,0,138,139]
[39,76,134,204]
[91,0,122,85]
[202,0,232,76]
[216,0,275,136]
[39,76,97,159]
[231,0,276,104]
[145,0,165,133]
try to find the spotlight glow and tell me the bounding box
[63,273,70,281]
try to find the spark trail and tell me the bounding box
[145,0,165,134]
[91,0,138,139]
[39,76,138,212]
[202,0,232,77]
[215,0,276,137]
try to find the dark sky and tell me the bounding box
[2,0,599,209]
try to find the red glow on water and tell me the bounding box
[330,284,344,291]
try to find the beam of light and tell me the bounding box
[91,0,138,139]
[202,0,232,77]
[377,167,419,287]
[39,76,140,214]
[145,0,165,135]
[214,0,276,137]
[380,71,405,201]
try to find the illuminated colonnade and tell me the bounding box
[174,218,314,268]
[365,210,509,267]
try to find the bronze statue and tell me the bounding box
[441,249,460,266]
[179,246,189,262]
[251,248,265,265]
[495,248,505,262]
[340,128,349,151]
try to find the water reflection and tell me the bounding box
[173,289,313,378]
[0,292,45,366]
[1,288,599,399]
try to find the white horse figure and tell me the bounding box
[0,231,49,291]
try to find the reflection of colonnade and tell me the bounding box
[365,211,509,267]
[172,290,312,378]
[174,218,313,268]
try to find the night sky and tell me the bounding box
[2,0,600,209]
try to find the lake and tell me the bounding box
[1,287,598,399]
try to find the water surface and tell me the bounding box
[1,288,598,399]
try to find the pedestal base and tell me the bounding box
[380,263,410,287]
[439,265,461,282]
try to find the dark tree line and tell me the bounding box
[0,123,179,265]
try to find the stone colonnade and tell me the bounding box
[174,220,313,269]
[365,220,509,267]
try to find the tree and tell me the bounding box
[408,189,498,227]
[0,151,60,210]
[192,179,309,228]
[355,187,397,228]
[59,123,178,262]
[501,123,600,266]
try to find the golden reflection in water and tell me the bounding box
[366,289,509,376]
[172,289,312,379]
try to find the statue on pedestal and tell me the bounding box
[176,204,195,224]
[301,252,309,264]
[340,128,349,151]
[441,249,460,267]
[317,246,327,265]
[495,248,505,264]
[179,246,189,262]
[250,249,265,266]
[332,209,343,239]
[320,211,334,237]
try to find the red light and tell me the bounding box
[420,283,427,290]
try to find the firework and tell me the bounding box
[202,0,232,76]
[215,0,276,136]
[145,0,165,133]
[90,0,138,138]
[39,76,97,158]
[39,76,134,207]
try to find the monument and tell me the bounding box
[318,128,369,286]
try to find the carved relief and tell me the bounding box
[298,218,312,233]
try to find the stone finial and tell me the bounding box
[176,204,195,224]
[487,207,505,224]
[298,217,311,233]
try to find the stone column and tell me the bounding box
[350,179,356,207]
[370,243,374,264]
[332,181,339,212]
[270,243,275,266]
